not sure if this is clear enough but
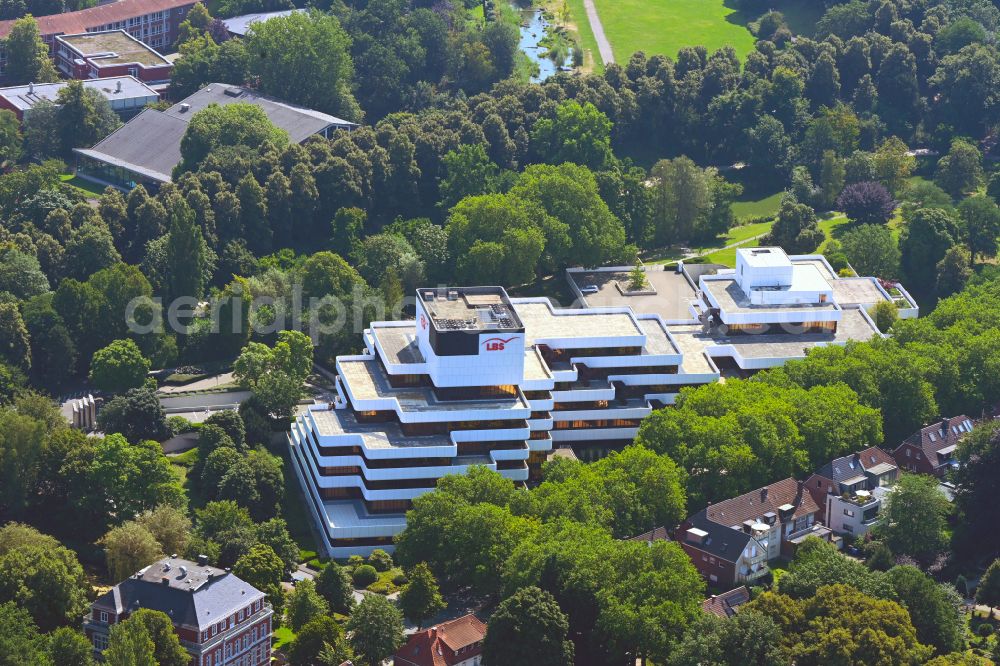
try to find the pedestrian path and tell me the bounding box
[583,0,614,64]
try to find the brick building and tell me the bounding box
[893,415,973,477]
[678,478,831,588]
[394,614,486,666]
[83,556,272,666]
[0,0,196,79]
[54,30,173,86]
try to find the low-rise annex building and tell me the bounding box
[0,76,159,121]
[288,248,919,558]
[84,555,273,665]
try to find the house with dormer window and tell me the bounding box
[394,614,486,666]
[806,447,898,537]
[892,416,973,477]
[677,478,830,587]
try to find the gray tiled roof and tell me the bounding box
[92,557,266,630]
[814,447,897,484]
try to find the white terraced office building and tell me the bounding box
[288,248,919,557]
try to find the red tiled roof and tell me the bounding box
[702,586,750,618]
[394,615,486,666]
[705,477,818,527]
[896,415,973,466]
[0,0,196,39]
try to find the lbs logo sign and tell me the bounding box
[482,337,517,352]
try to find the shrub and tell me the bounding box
[368,549,393,572]
[392,572,409,586]
[977,623,994,638]
[347,555,365,568]
[352,564,378,588]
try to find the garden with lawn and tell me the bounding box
[589,0,756,60]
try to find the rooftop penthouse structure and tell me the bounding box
[569,247,916,373]
[289,249,919,558]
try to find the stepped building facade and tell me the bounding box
[289,248,918,558]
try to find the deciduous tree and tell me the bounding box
[483,587,573,666]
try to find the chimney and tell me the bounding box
[28,82,33,94]
[197,554,208,566]
[940,417,949,436]
[760,487,768,502]
[116,79,122,93]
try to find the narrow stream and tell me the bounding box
[515,4,574,83]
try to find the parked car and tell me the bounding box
[581,285,599,294]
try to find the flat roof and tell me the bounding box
[370,325,423,365]
[666,307,879,365]
[792,257,837,280]
[322,499,405,530]
[221,8,305,36]
[339,358,529,412]
[512,301,644,345]
[59,30,170,67]
[738,247,791,268]
[524,347,552,381]
[311,408,450,449]
[828,278,891,308]
[568,267,698,320]
[418,287,522,333]
[664,324,718,374]
[0,76,158,112]
[702,277,838,314]
[637,318,680,356]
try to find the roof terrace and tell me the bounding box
[59,30,170,67]
[338,357,530,413]
[512,301,645,345]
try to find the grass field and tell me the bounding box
[732,191,783,220]
[560,0,604,71]
[589,0,756,61]
[571,0,823,65]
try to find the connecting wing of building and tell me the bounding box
[288,247,919,558]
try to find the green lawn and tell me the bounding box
[732,191,784,220]
[272,626,296,651]
[589,0,757,61]
[560,0,603,71]
[59,173,106,197]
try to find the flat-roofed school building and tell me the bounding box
[0,76,159,120]
[55,30,173,87]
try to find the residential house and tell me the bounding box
[892,415,973,477]
[83,556,272,666]
[393,614,486,666]
[629,526,670,543]
[805,447,898,537]
[678,478,830,587]
[702,586,751,618]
